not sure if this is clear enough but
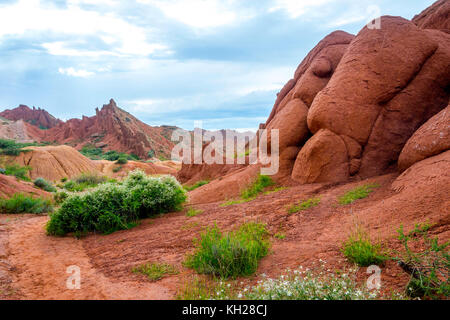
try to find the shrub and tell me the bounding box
[147,150,155,158]
[112,165,122,173]
[395,223,449,299]
[132,262,178,281]
[342,228,388,267]
[61,177,68,183]
[0,168,5,174]
[63,173,107,192]
[338,184,379,205]
[53,191,69,205]
[5,164,31,181]
[244,265,379,300]
[34,177,57,192]
[184,180,209,191]
[0,193,53,214]
[46,170,187,236]
[116,155,128,164]
[288,197,320,214]
[186,208,203,217]
[241,175,274,200]
[185,222,270,279]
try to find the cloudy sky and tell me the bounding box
[0,0,435,131]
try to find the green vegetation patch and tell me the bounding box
[341,228,388,267]
[132,262,179,281]
[185,222,270,279]
[184,180,209,192]
[62,173,108,192]
[46,170,186,236]
[0,193,53,214]
[186,208,204,217]
[287,197,320,214]
[34,177,56,192]
[338,184,379,205]
[80,145,139,161]
[395,223,449,299]
[4,164,31,181]
[0,138,52,156]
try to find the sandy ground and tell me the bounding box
[0,173,448,300]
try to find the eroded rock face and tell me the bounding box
[15,145,99,181]
[412,0,450,32]
[0,105,62,129]
[398,105,450,172]
[42,99,175,159]
[266,31,354,124]
[297,16,450,182]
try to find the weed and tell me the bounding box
[0,194,53,214]
[186,208,204,217]
[132,262,178,281]
[185,222,270,279]
[341,227,388,267]
[338,184,379,205]
[288,197,320,214]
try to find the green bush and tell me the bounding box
[185,222,270,279]
[53,191,69,205]
[0,168,5,174]
[241,175,274,200]
[5,164,31,181]
[34,177,57,192]
[63,173,107,192]
[338,184,379,205]
[46,170,187,236]
[395,223,449,299]
[116,155,128,165]
[184,180,209,191]
[132,262,178,281]
[0,193,53,214]
[342,228,388,267]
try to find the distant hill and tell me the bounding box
[0,105,63,129]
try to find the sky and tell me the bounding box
[0,0,436,131]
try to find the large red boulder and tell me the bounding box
[266,31,354,124]
[412,0,450,32]
[291,129,349,184]
[305,16,450,180]
[398,105,450,172]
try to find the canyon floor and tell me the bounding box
[0,172,448,300]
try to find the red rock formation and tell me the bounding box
[398,104,450,172]
[41,99,175,159]
[412,0,450,32]
[0,105,62,129]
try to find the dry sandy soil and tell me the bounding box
[0,172,448,300]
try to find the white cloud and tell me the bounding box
[0,0,169,57]
[269,0,336,18]
[58,67,95,77]
[139,0,239,28]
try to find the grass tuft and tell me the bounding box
[186,207,204,217]
[185,222,270,279]
[338,184,379,205]
[132,262,178,281]
[184,180,210,192]
[341,227,388,267]
[287,197,320,214]
[0,193,53,214]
